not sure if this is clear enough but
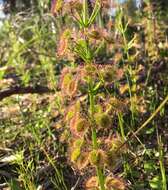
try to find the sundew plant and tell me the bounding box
[0,0,168,190]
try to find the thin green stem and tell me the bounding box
[89,83,98,150]
[89,80,105,190]
[126,73,135,127]
[96,167,105,190]
[83,0,88,26]
[91,127,98,149]
[118,113,126,140]
[156,127,167,190]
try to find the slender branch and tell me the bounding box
[0,85,54,101]
[116,94,168,153]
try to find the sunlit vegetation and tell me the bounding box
[0,0,168,190]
